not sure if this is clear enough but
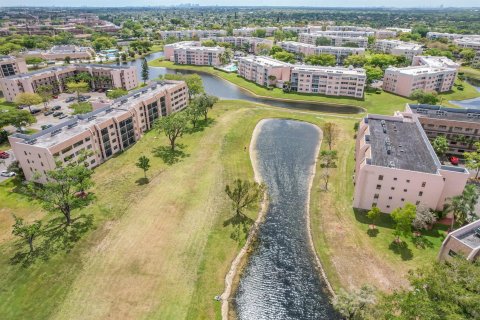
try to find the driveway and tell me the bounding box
[0,149,16,183]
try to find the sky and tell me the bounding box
[2,1,480,8]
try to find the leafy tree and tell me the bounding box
[368,53,399,69]
[412,206,437,231]
[141,58,149,84]
[412,24,429,37]
[444,184,479,229]
[272,51,296,63]
[410,89,439,105]
[185,102,202,128]
[14,92,42,113]
[255,43,270,55]
[252,29,266,38]
[7,160,25,181]
[364,66,383,84]
[12,215,42,253]
[201,39,216,47]
[315,36,331,46]
[273,30,285,42]
[269,45,284,55]
[66,81,89,100]
[319,150,338,169]
[154,111,189,151]
[464,142,480,178]
[25,56,44,69]
[225,179,266,216]
[71,102,93,115]
[305,53,336,66]
[432,135,449,160]
[28,160,94,226]
[106,88,128,99]
[0,109,35,132]
[343,55,367,67]
[36,84,54,109]
[323,122,337,150]
[136,155,151,179]
[367,206,381,228]
[64,56,71,64]
[424,48,454,59]
[391,203,416,242]
[333,285,376,320]
[92,36,115,51]
[460,48,476,63]
[194,94,218,121]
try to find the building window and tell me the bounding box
[372,202,377,207]
[404,189,407,192]
[374,194,379,199]
[448,250,457,257]
[378,175,384,181]
[422,182,426,187]
[419,191,423,196]
[406,179,410,183]
[401,198,405,202]
[376,184,381,190]
[416,201,420,205]
[393,177,397,181]
[386,205,390,209]
[388,196,392,200]
[391,187,395,190]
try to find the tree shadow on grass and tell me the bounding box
[412,235,434,249]
[223,213,254,243]
[367,228,379,237]
[152,143,189,165]
[10,213,94,268]
[388,240,413,261]
[354,208,396,230]
[135,177,149,185]
[185,118,216,134]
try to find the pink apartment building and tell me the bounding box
[354,113,469,213]
[438,219,480,262]
[279,41,365,63]
[160,29,227,40]
[454,37,480,51]
[237,56,292,87]
[200,37,273,54]
[382,66,457,97]
[9,81,188,183]
[164,41,224,66]
[0,64,138,102]
[0,55,28,78]
[298,33,368,48]
[290,65,366,98]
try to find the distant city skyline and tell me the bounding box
[2,1,480,8]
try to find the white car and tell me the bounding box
[0,170,16,177]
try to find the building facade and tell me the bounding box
[278,41,365,63]
[0,55,28,78]
[159,29,227,40]
[0,64,138,102]
[22,45,95,61]
[164,41,224,66]
[438,219,480,262]
[233,27,278,37]
[200,36,273,54]
[354,113,469,213]
[298,33,368,48]
[237,56,291,87]
[453,37,480,51]
[374,40,423,60]
[9,81,188,183]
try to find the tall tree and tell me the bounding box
[445,184,479,229]
[36,84,54,110]
[11,215,42,253]
[154,111,189,151]
[0,109,35,132]
[66,81,89,100]
[464,142,480,178]
[225,179,266,216]
[333,285,376,320]
[391,203,416,242]
[432,136,449,161]
[195,94,218,121]
[367,206,381,229]
[323,122,337,150]
[141,58,149,84]
[14,92,42,113]
[305,53,336,66]
[136,155,151,179]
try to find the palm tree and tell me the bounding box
[445,184,479,229]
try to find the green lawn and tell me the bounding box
[460,66,480,80]
[149,60,480,115]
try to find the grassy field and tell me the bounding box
[0,100,449,319]
[149,60,480,115]
[460,66,480,80]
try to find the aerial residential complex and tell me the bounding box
[438,219,480,262]
[298,33,368,48]
[0,64,138,102]
[22,45,95,61]
[200,36,273,54]
[237,55,366,98]
[233,27,278,37]
[159,29,227,40]
[374,39,423,60]
[354,110,469,213]
[453,37,480,51]
[405,104,480,155]
[0,55,28,78]
[426,32,466,40]
[164,41,225,66]
[278,41,365,63]
[9,80,188,183]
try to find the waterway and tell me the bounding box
[234,119,337,319]
[114,51,363,114]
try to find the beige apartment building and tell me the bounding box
[278,41,365,63]
[164,41,224,66]
[237,56,291,87]
[453,37,480,51]
[374,29,397,39]
[9,81,188,183]
[0,64,138,102]
[405,104,480,155]
[374,40,423,60]
[438,219,480,262]
[0,55,28,78]
[426,32,466,40]
[233,27,278,37]
[282,26,309,34]
[22,45,95,61]
[159,29,227,40]
[412,55,460,70]
[290,65,366,98]
[354,113,469,213]
[298,33,368,48]
[326,25,374,32]
[200,37,273,54]
[382,66,456,97]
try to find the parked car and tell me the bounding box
[53,111,63,117]
[58,114,68,119]
[41,124,53,130]
[30,109,41,115]
[44,110,54,116]
[0,170,16,177]
[449,156,459,166]
[52,105,61,111]
[0,151,9,159]
[65,97,76,103]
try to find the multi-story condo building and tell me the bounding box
[374,30,397,39]
[9,81,188,183]
[326,25,374,32]
[298,33,368,48]
[382,66,457,97]
[374,40,423,60]
[473,51,480,68]
[159,29,227,40]
[237,56,291,87]
[385,27,412,34]
[354,112,469,213]
[290,65,366,98]
[22,45,95,61]
[438,219,480,262]
[233,27,278,37]
[281,26,309,34]
[199,37,273,54]
[278,41,365,63]
[0,64,138,102]
[0,55,28,78]
[308,30,375,38]
[405,104,480,155]
[453,37,480,51]
[412,55,460,70]
[325,26,395,38]
[426,32,467,40]
[164,41,224,66]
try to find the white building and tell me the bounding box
[298,33,368,48]
[278,41,365,63]
[374,40,423,60]
[159,29,227,40]
[454,37,480,51]
[164,41,224,66]
[233,27,278,37]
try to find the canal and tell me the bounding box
[234,119,337,319]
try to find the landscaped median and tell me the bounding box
[149,59,480,115]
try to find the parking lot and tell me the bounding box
[0,149,15,183]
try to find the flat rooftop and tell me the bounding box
[239,56,291,67]
[13,81,182,149]
[281,41,364,51]
[386,65,454,75]
[409,104,480,123]
[452,220,480,250]
[415,56,460,69]
[366,116,439,174]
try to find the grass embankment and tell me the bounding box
[149,59,480,115]
[460,66,480,80]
